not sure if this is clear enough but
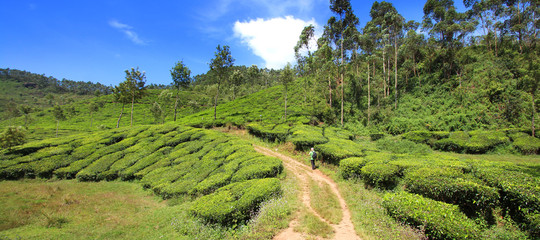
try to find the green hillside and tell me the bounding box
[0,124,283,230]
[0,68,111,121]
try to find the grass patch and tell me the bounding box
[295,209,334,239]
[309,179,342,224]
[0,179,183,239]
[338,180,425,239]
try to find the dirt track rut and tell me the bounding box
[254,145,360,240]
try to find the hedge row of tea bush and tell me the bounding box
[0,124,284,226]
[190,178,281,225]
[339,149,540,238]
[246,123,290,142]
[382,191,482,239]
[472,165,540,237]
[403,129,540,154]
[287,124,328,151]
[314,138,367,164]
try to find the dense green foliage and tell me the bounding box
[0,124,283,225]
[338,142,540,238]
[404,129,539,154]
[0,126,26,151]
[383,191,482,239]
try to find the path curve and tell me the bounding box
[254,145,360,240]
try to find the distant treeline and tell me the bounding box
[0,68,113,95]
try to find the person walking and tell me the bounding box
[309,147,317,170]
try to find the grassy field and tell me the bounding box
[0,175,296,240]
[0,179,183,239]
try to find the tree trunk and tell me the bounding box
[340,36,344,126]
[367,61,371,126]
[116,103,124,128]
[173,92,179,122]
[328,76,332,108]
[130,95,134,127]
[533,93,536,137]
[214,81,220,120]
[382,49,386,98]
[394,36,398,110]
[284,88,288,121]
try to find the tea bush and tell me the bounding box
[383,191,482,239]
[324,127,354,140]
[288,125,328,151]
[190,178,281,225]
[375,137,431,155]
[360,163,400,189]
[231,156,283,182]
[0,124,284,226]
[511,132,540,154]
[433,131,470,152]
[403,167,499,216]
[315,138,365,164]
[339,157,368,179]
[473,167,540,237]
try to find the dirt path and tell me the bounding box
[254,145,360,240]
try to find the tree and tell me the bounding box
[327,0,359,125]
[422,0,477,79]
[0,126,26,151]
[19,105,33,128]
[150,90,174,124]
[280,63,294,121]
[122,67,147,127]
[149,102,163,124]
[170,61,191,121]
[89,101,99,127]
[229,70,244,100]
[295,25,316,76]
[209,45,235,120]
[52,105,66,138]
[113,81,130,128]
[368,1,405,109]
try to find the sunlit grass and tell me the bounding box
[295,208,334,239]
[0,179,183,239]
[338,180,425,239]
[309,179,342,224]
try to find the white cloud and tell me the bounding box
[108,19,146,45]
[233,16,318,69]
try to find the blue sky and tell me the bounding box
[0,0,467,86]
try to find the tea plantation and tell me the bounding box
[0,124,283,226]
[243,121,539,239]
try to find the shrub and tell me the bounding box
[511,132,540,154]
[76,151,124,181]
[375,138,431,155]
[288,125,328,151]
[466,130,509,154]
[119,146,172,180]
[404,167,499,217]
[369,133,385,141]
[433,131,470,152]
[0,126,26,151]
[401,130,432,143]
[191,158,243,195]
[315,138,365,164]
[190,178,281,225]
[473,167,540,237]
[231,156,283,182]
[339,157,368,179]
[361,163,400,189]
[324,127,354,140]
[383,191,482,239]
